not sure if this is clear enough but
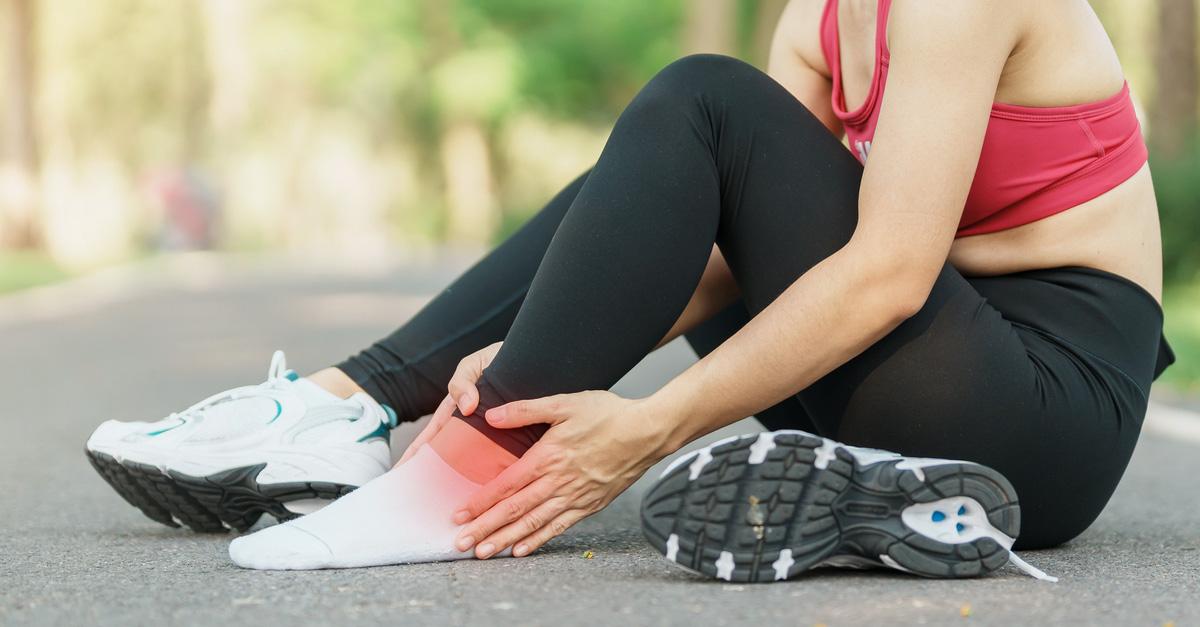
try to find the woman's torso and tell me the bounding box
[814,0,1163,302]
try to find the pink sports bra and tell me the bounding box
[819,0,1149,237]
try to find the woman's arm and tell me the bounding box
[767,0,842,135]
[650,0,1018,451]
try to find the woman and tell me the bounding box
[87,0,1172,582]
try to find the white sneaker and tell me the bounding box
[86,350,396,532]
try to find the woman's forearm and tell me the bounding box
[646,242,931,454]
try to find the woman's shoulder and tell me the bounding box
[891,0,1123,108]
[774,0,836,78]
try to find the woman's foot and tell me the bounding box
[641,430,1057,582]
[86,351,397,532]
[228,417,517,569]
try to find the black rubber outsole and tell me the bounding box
[86,449,356,532]
[640,432,1021,583]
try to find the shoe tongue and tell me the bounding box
[188,395,281,442]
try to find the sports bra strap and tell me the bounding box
[875,0,892,55]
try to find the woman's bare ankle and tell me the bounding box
[428,417,519,484]
[306,367,366,399]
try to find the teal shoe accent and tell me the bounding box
[381,404,398,428]
[284,371,300,382]
[357,421,391,443]
[266,399,283,424]
[357,404,396,442]
[146,419,185,436]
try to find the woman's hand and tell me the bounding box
[398,342,502,463]
[452,390,673,559]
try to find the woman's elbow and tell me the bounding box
[856,251,940,324]
[888,261,940,321]
[890,283,930,321]
[845,228,947,323]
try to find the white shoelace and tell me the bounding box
[265,349,289,381]
[1007,551,1059,582]
[162,350,293,427]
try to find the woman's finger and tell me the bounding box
[447,358,483,416]
[457,477,559,557]
[446,342,502,417]
[475,494,571,559]
[511,508,590,558]
[452,451,541,527]
[398,395,454,464]
[484,393,576,429]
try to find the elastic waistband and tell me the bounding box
[1058,266,1176,379]
[1020,266,1163,318]
[972,265,1171,383]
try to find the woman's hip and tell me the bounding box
[795,264,1163,547]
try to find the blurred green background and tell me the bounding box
[0,0,1197,388]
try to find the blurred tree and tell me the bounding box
[201,0,253,138]
[684,0,737,56]
[1151,0,1198,158]
[178,0,209,164]
[1149,0,1200,283]
[1,0,42,248]
[426,0,503,243]
[42,0,209,172]
[750,0,789,66]
[471,0,682,121]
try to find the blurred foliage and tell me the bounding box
[0,0,1197,387]
[1152,141,1200,285]
[469,0,683,120]
[7,0,792,262]
[0,250,67,293]
[1162,282,1200,389]
[2,0,1192,259]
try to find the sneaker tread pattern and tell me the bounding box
[641,433,1020,582]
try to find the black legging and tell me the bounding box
[339,55,1170,549]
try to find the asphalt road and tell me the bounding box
[1,253,1196,626]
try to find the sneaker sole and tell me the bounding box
[640,431,1021,582]
[86,449,356,532]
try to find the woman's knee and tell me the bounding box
[633,54,767,114]
[655,54,758,88]
[632,54,823,133]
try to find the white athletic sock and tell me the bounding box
[228,444,485,569]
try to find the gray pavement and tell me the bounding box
[1,253,1197,626]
